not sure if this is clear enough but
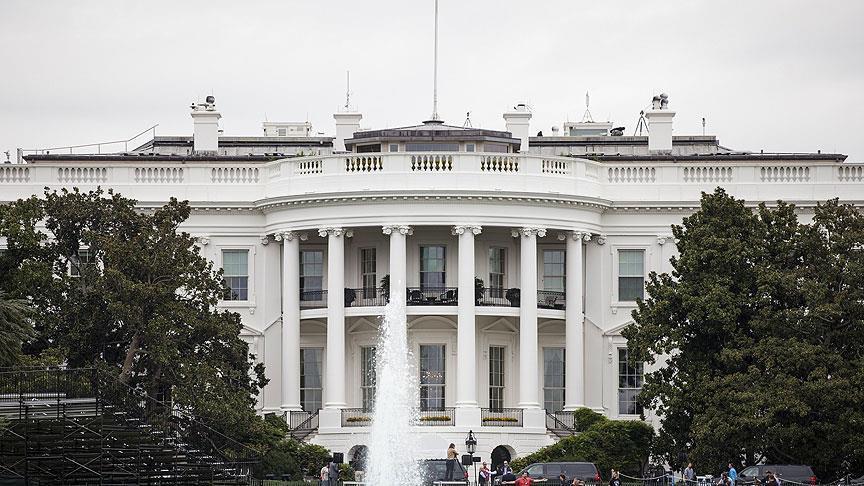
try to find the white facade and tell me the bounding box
[2,100,863,466]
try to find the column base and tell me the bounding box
[454,406,481,428]
[521,408,547,429]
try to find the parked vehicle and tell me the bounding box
[499,462,601,485]
[738,465,817,485]
[418,458,470,486]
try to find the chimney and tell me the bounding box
[333,111,362,152]
[503,103,532,152]
[191,96,221,154]
[645,93,675,154]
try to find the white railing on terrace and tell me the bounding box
[2,153,862,205]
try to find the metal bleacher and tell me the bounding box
[0,368,259,484]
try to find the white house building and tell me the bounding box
[2,94,862,468]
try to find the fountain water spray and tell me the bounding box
[365,292,421,485]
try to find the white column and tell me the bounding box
[382,225,412,304]
[562,231,589,410]
[275,231,306,412]
[453,225,481,408]
[513,227,545,409]
[320,227,352,409]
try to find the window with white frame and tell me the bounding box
[361,346,376,411]
[300,348,323,412]
[360,248,377,298]
[419,344,445,411]
[489,346,505,411]
[300,250,324,301]
[618,348,644,415]
[69,249,97,277]
[618,249,645,301]
[221,249,249,300]
[488,247,506,297]
[420,246,446,290]
[543,249,565,291]
[543,347,565,412]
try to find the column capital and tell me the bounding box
[657,234,674,246]
[557,231,592,243]
[260,235,271,246]
[195,235,210,246]
[274,231,308,242]
[382,225,413,236]
[318,227,353,238]
[594,234,607,245]
[451,225,482,236]
[511,227,546,238]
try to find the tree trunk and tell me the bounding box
[119,333,141,383]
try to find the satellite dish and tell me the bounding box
[205,95,216,104]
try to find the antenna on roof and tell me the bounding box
[702,117,706,136]
[581,91,594,123]
[463,111,472,128]
[430,0,440,121]
[634,110,649,135]
[344,71,352,111]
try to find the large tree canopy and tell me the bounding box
[623,189,864,479]
[0,188,267,441]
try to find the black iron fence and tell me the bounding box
[406,287,458,305]
[481,407,523,427]
[300,289,327,309]
[476,287,515,307]
[346,287,388,307]
[538,290,566,310]
[416,407,455,426]
[341,407,373,427]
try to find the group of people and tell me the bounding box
[318,457,365,486]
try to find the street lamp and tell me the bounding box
[466,430,478,485]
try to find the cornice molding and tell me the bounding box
[451,225,482,236]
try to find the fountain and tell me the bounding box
[365,293,421,485]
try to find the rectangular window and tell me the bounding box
[618,249,645,301]
[543,347,565,413]
[360,248,377,298]
[405,142,459,152]
[69,249,97,278]
[420,245,446,290]
[419,344,446,411]
[389,144,399,152]
[489,346,505,411]
[465,143,475,152]
[484,143,508,153]
[618,348,644,415]
[543,249,565,291]
[277,128,287,136]
[300,250,324,301]
[361,346,376,411]
[488,247,506,297]
[222,249,249,300]
[300,348,323,412]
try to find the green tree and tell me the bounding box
[622,189,864,479]
[0,188,267,441]
[0,291,34,367]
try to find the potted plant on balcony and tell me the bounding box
[380,274,390,301]
[475,277,485,305]
[506,288,520,307]
[344,288,356,307]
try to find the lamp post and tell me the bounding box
[466,430,477,485]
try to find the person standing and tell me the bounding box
[728,464,737,486]
[559,474,568,485]
[319,463,329,486]
[503,471,548,486]
[329,458,340,486]
[479,462,492,486]
[610,470,622,486]
[684,463,696,483]
[446,443,458,480]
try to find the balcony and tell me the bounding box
[300,289,327,309]
[340,407,456,427]
[481,408,523,427]
[345,287,387,307]
[477,287,518,307]
[406,287,458,306]
[537,290,566,310]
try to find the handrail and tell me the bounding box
[19,124,159,157]
[545,410,578,436]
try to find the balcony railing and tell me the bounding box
[300,289,327,309]
[340,407,456,427]
[346,287,387,307]
[406,287,458,306]
[538,290,566,310]
[481,407,523,427]
[476,287,518,307]
[415,407,455,426]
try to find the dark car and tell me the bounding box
[738,465,817,485]
[418,458,470,486]
[513,462,602,485]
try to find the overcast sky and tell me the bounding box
[1,0,862,161]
